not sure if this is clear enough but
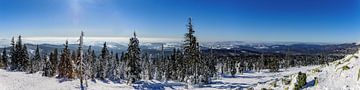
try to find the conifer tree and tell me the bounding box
[30,45,42,73]
[20,42,30,72]
[113,52,122,81]
[183,17,202,84]
[125,32,142,84]
[49,48,58,75]
[85,46,93,80]
[97,42,109,79]
[58,40,75,79]
[90,49,97,80]
[10,37,16,70]
[43,54,54,77]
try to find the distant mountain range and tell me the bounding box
[0,37,356,56]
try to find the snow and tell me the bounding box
[0,66,318,90]
[304,50,360,90]
[0,70,132,90]
[252,49,360,90]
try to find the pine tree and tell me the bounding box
[10,37,16,70]
[30,45,42,73]
[107,51,115,80]
[58,40,75,79]
[15,35,23,71]
[43,54,54,77]
[90,49,97,80]
[125,32,142,84]
[97,42,109,79]
[113,52,122,82]
[183,17,202,84]
[20,43,30,72]
[85,46,93,80]
[49,48,58,76]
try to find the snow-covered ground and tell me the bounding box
[0,66,317,90]
[305,50,360,90]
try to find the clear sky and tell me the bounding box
[0,0,359,43]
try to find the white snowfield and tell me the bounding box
[0,50,359,90]
[0,67,317,90]
[305,50,360,90]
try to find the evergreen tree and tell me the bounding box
[58,40,75,79]
[43,54,54,77]
[90,49,97,80]
[49,49,58,76]
[97,42,109,79]
[20,44,30,72]
[113,52,122,82]
[183,17,202,84]
[107,51,116,80]
[125,32,142,84]
[30,45,42,73]
[10,37,16,70]
[85,46,94,80]
[15,35,23,71]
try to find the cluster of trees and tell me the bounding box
[0,18,215,85]
[0,17,355,86]
[211,53,345,77]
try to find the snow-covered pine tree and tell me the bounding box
[169,48,179,81]
[58,40,75,79]
[112,52,122,82]
[90,49,97,80]
[125,32,142,84]
[77,31,86,89]
[142,53,152,80]
[49,48,58,76]
[175,49,186,82]
[43,54,54,77]
[30,45,42,73]
[208,47,217,78]
[15,35,24,71]
[183,17,202,84]
[97,42,109,80]
[10,37,16,71]
[85,46,93,80]
[107,51,115,80]
[20,42,30,72]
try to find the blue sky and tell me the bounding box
[0,0,359,43]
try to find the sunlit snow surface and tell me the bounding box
[0,66,317,90]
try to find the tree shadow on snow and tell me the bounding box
[132,81,185,90]
[303,79,315,88]
[57,78,73,83]
[201,82,249,89]
[222,75,265,79]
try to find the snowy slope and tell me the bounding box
[0,70,133,90]
[253,49,360,90]
[0,66,318,90]
[305,50,360,90]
